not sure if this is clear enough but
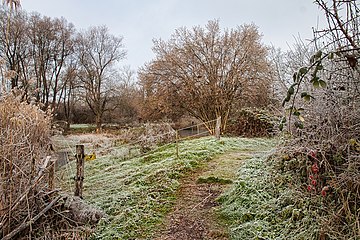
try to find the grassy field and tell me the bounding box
[56,134,333,239]
[58,136,277,239]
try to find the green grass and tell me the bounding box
[58,136,276,239]
[197,151,255,185]
[68,124,97,134]
[197,176,233,184]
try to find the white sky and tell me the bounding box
[21,0,326,71]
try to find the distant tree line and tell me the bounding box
[1,4,280,132]
[0,6,140,130]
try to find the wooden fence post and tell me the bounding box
[74,145,85,198]
[215,116,221,140]
[175,131,179,159]
[48,159,55,190]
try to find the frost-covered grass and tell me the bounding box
[70,124,96,129]
[219,152,326,240]
[58,136,276,239]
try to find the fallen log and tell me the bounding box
[63,194,105,225]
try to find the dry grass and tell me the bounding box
[0,93,97,239]
[0,93,52,235]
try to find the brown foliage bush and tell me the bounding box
[226,108,279,137]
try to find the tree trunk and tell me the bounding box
[95,114,102,132]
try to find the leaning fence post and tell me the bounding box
[74,145,85,198]
[215,116,221,140]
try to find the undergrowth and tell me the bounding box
[58,137,275,239]
[219,151,338,240]
[226,108,279,137]
[0,93,95,239]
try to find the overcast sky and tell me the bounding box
[21,0,325,70]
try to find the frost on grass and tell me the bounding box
[58,136,276,239]
[219,153,326,240]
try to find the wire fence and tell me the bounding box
[52,118,219,159]
[52,117,222,193]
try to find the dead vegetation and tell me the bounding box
[0,93,103,239]
[226,108,279,137]
[281,0,360,238]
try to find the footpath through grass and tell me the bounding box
[59,136,276,239]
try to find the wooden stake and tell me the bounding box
[74,145,85,198]
[48,159,55,190]
[176,131,179,159]
[215,116,221,140]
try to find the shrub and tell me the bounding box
[116,123,176,152]
[279,1,360,238]
[226,108,279,137]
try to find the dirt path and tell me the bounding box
[154,152,254,240]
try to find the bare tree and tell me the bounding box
[60,59,78,126]
[27,14,75,110]
[269,38,317,111]
[103,65,140,124]
[139,20,273,133]
[2,0,21,9]
[0,8,29,92]
[76,25,126,130]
